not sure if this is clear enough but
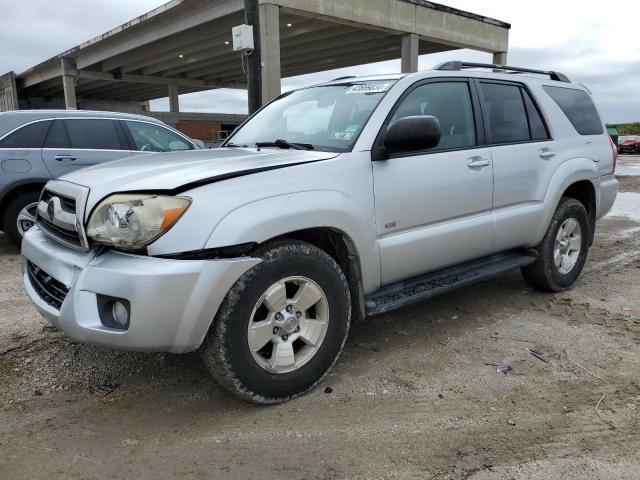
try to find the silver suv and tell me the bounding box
[21,63,619,403]
[0,110,199,246]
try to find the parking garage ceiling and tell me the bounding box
[13,0,510,103]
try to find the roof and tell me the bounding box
[13,0,510,103]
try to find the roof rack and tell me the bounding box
[433,61,571,83]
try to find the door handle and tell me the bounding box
[538,149,555,159]
[54,155,76,161]
[467,157,490,168]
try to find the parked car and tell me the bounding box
[0,110,200,246]
[618,135,640,155]
[21,63,618,403]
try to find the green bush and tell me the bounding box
[608,123,640,135]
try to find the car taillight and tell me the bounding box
[608,136,617,173]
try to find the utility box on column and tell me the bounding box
[232,24,254,52]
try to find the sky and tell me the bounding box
[1,0,639,123]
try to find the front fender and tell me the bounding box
[534,157,598,243]
[204,190,380,293]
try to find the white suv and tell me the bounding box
[21,62,619,403]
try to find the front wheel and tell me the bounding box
[200,240,351,403]
[521,197,590,292]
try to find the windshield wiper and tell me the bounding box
[224,142,246,147]
[255,139,314,150]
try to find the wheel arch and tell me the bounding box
[561,180,597,244]
[537,158,599,244]
[0,179,48,222]
[263,227,366,323]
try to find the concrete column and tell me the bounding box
[492,51,508,66]
[259,3,281,104]
[60,57,77,110]
[401,33,419,73]
[168,83,179,113]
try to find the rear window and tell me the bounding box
[0,120,52,148]
[543,86,603,135]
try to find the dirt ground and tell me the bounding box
[1,157,640,480]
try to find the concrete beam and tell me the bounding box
[61,57,77,110]
[168,84,179,113]
[274,0,509,53]
[259,3,281,103]
[76,70,244,89]
[400,33,418,73]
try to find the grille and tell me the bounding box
[40,189,76,211]
[37,217,83,248]
[26,261,69,310]
[36,182,89,251]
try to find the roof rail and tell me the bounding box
[433,61,571,83]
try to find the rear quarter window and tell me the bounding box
[543,86,603,135]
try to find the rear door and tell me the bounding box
[476,80,555,251]
[372,79,495,285]
[41,118,132,177]
[0,119,53,183]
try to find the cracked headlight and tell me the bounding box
[86,194,191,250]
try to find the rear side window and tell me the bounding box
[522,91,549,140]
[543,86,603,135]
[389,81,476,150]
[64,119,122,150]
[0,120,52,148]
[480,83,529,144]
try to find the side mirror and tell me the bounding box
[383,115,441,153]
[192,139,205,149]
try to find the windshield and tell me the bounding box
[227,81,397,152]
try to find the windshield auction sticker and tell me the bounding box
[346,82,392,94]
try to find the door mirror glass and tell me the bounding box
[384,115,441,152]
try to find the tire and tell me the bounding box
[200,240,351,404]
[1,191,40,248]
[521,197,590,292]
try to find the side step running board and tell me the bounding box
[365,250,537,316]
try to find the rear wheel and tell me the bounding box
[2,191,40,247]
[521,197,590,292]
[200,240,351,403]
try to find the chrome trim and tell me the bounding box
[36,200,78,231]
[36,180,90,252]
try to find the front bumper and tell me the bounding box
[21,228,260,353]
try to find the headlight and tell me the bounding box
[86,194,191,250]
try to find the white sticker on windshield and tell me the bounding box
[345,82,392,94]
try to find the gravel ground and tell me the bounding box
[1,158,640,479]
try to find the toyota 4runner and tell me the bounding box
[21,62,619,403]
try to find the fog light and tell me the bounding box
[97,295,130,330]
[112,301,129,326]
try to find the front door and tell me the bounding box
[372,79,494,285]
[41,118,131,177]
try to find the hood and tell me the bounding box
[60,147,339,205]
